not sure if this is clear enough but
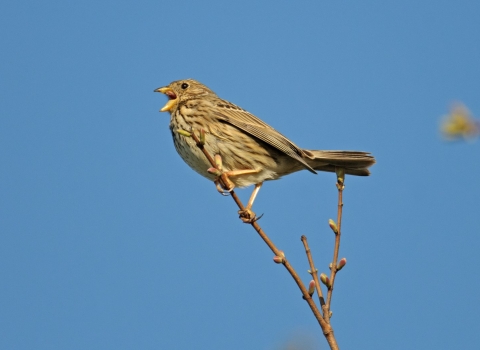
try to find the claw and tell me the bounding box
[220,176,235,192]
[250,213,264,223]
[214,180,231,196]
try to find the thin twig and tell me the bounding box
[326,169,345,311]
[301,235,330,322]
[188,129,339,350]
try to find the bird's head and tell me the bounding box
[154,79,215,113]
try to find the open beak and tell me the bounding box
[154,87,178,112]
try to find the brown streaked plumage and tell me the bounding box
[154,79,375,220]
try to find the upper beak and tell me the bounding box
[154,86,178,112]
[153,87,169,93]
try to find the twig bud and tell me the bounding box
[199,129,206,145]
[207,167,222,176]
[176,129,192,137]
[214,154,223,170]
[308,280,315,296]
[335,167,345,186]
[320,273,331,288]
[273,255,284,264]
[278,250,285,258]
[328,219,338,234]
[337,258,347,271]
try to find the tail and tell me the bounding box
[303,150,376,176]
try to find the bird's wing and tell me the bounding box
[213,100,316,173]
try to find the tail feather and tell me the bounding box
[303,150,376,176]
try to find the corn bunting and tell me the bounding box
[155,79,375,221]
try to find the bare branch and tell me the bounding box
[186,128,339,350]
[301,235,330,322]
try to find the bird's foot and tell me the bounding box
[209,155,260,195]
[238,208,263,223]
[209,154,236,195]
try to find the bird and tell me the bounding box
[154,79,375,222]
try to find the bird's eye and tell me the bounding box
[181,83,189,89]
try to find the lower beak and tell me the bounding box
[154,87,178,112]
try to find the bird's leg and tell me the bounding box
[238,182,263,223]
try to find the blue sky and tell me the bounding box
[1,1,479,349]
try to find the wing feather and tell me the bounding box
[213,101,316,173]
